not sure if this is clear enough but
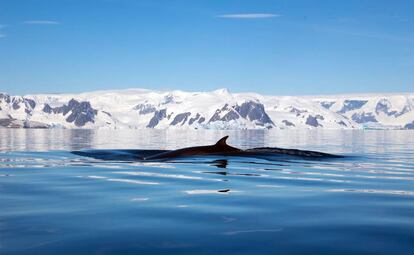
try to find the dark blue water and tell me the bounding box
[1,129,414,255]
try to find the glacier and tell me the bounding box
[0,89,413,130]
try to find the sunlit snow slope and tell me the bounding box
[1,89,413,129]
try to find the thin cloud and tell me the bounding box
[23,20,60,25]
[218,13,280,19]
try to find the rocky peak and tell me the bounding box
[234,101,274,127]
[0,93,11,104]
[42,98,97,127]
[306,115,324,127]
[170,112,191,126]
[147,109,167,128]
[338,100,368,113]
[375,98,410,117]
[134,103,157,115]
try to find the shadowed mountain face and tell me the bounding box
[170,112,191,126]
[147,109,167,128]
[352,112,378,123]
[134,103,156,115]
[234,101,275,127]
[1,90,413,129]
[208,101,274,128]
[43,99,97,127]
[338,100,368,113]
[405,121,414,129]
[375,99,411,117]
[305,115,324,127]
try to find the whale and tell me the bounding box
[143,135,341,160]
[72,135,342,162]
[144,136,241,160]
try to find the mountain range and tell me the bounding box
[1,89,413,130]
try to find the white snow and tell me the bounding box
[1,89,414,130]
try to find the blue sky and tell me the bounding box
[0,0,413,95]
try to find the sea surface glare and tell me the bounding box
[1,129,414,255]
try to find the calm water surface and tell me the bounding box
[1,129,414,255]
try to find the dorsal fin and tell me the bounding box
[215,136,229,147]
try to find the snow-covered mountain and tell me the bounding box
[1,89,413,129]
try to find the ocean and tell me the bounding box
[1,129,414,255]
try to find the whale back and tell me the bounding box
[213,136,240,152]
[216,136,228,146]
[144,136,240,160]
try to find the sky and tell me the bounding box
[0,0,413,95]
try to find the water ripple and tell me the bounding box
[2,129,414,255]
[327,189,414,196]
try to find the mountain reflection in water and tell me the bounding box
[1,129,414,255]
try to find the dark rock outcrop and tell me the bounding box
[320,101,335,109]
[1,94,36,116]
[147,109,167,128]
[208,101,274,128]
[42,98,97,127]
[162,94,181,105]
[12,98,22,110]
[234,101,274,127]
[375,99,410,117]
[42,104,53,114]
[352,112,377,123]
[375,99,391,115]
[221,109,240,122]
[23,98,36,115]
[306,115,323,127]
[336,120,348,127]
[134,103,156,115]
[189,113,200,125]
[282,120,295,127]
[338,100,368,113]
[209,104,239,123]
[289,107,307,116]
[315,114,325,120]
[25,98,36,109]
[170,112,191,126]
[65,100,97,127]
[102,111,112,117]
[0,93,11,104]
[188,113,206,125]
[404,121,414,129]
